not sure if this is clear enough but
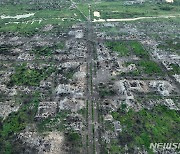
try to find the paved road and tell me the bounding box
[86,4,100,154]
[71,1,101,153]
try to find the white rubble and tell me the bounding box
[149,80,174,96]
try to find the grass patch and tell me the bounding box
[10,63,55,86]
[33,46,55,56]
[111,105,180,152]
[122,60,162,76]
[77,3,90,18]
[105,41,130,56]
[32,41,66,57]
[105,41,150,59]
[91,1,180,20]
[0,4,83,35]
[109,144,123,154]
[138,60,162,75]
[129,41,149,59]
[157,39,180,54]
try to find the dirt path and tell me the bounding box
[93,14,180,22]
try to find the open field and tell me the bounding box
[77,0,180,21]
[0,2,86,35]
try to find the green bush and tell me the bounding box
[170,64,180,75]
[0,92,40,153]
[11,63,55,86]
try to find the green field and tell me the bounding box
[77,1,180,20]
[111,105,180,153]
[105,41,149,59]
[105,41,130,56]
[0,3,86,35]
